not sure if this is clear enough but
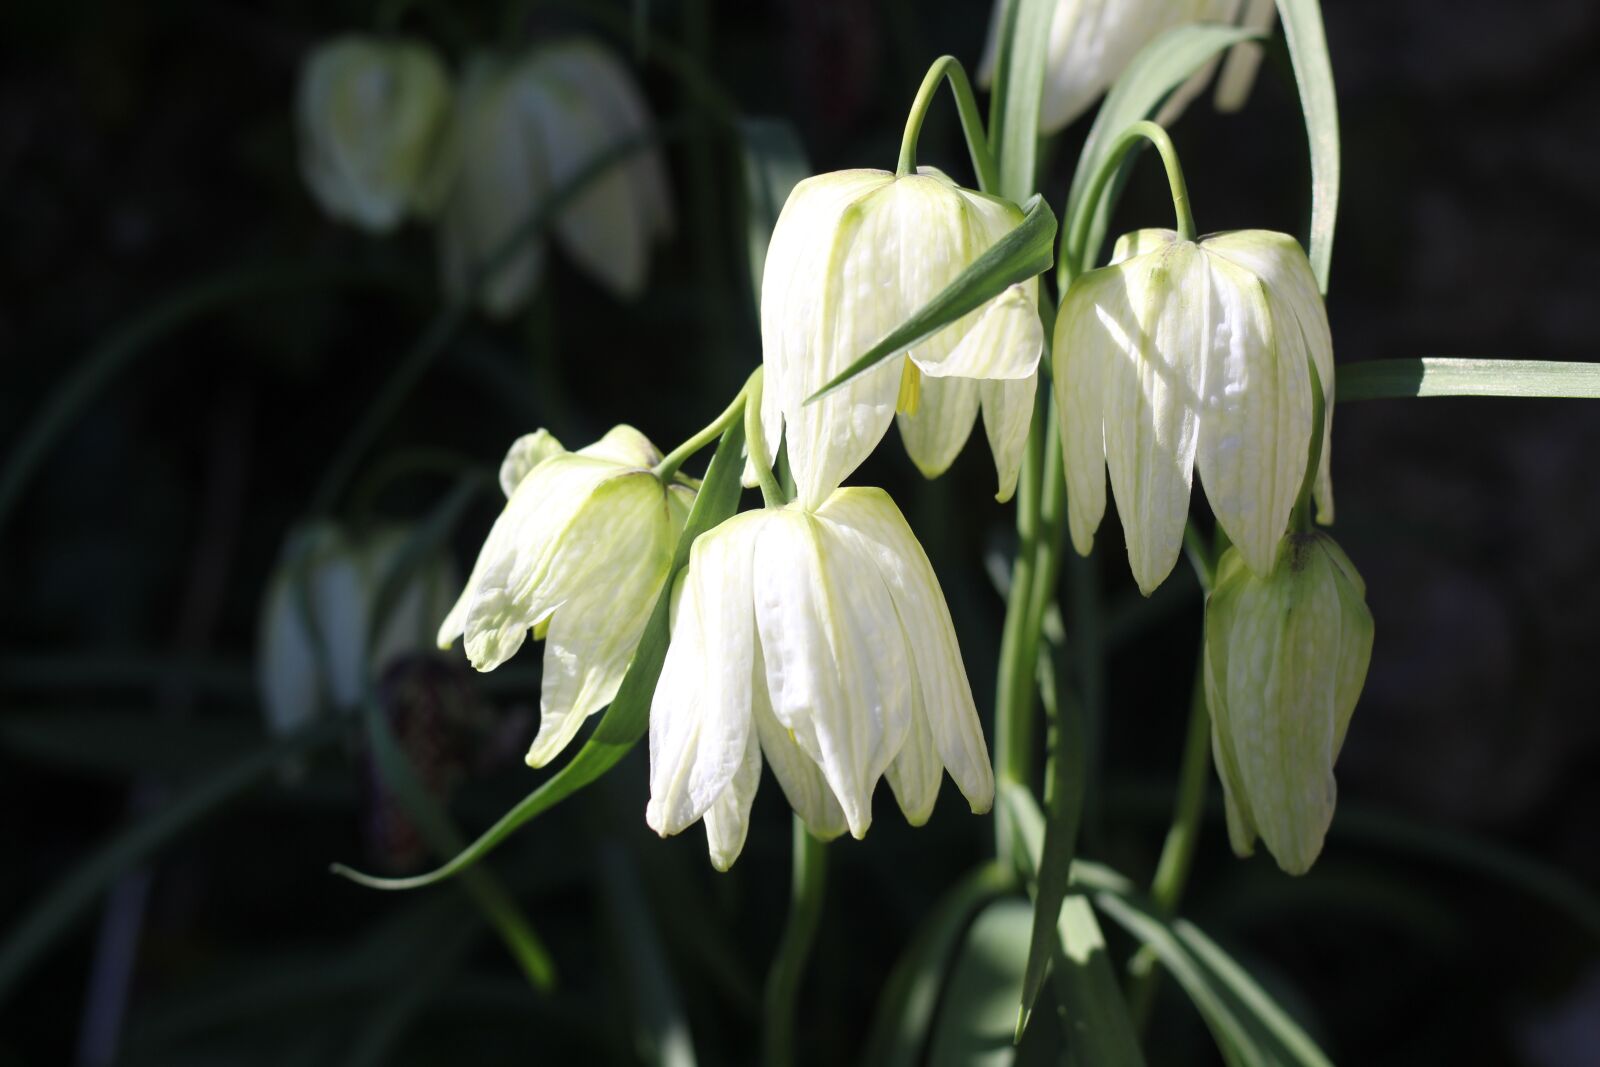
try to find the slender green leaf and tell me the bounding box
[738,118,810,306]
[1176,922,1335,1067]
[861,862,1016,1067]
[1060,24,1257,285]
[0,718,343,1003]
[1275,0,1341,292]
[986,0,1057,203]
[1336,357,1600,403]
[332,414,748,891]
[806,195,1057,404]
[599,846,699,1067]
[928,898,1036,1067]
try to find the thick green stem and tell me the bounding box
[993,414,1042,864]
[652,379,750,482]
[1064,119,1196,287]
[763,818,828,1067]
[895,55,998,193]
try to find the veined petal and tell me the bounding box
[1100,242,1209,595]
[1109,228,1178,266]
[896,374,980,482]
[884,680,943,826]
[1194,250,1310,576]
[1052,264,1120,558]
[702,727,762,871]
[498,429,567,498]
[752,507,912,838]
[647,513,761,836]
[576,424,663,469]
[525,475,678,766]
[817,488,994,815]
[981,373,1038,504]
[910,282,1043,381]
[751,640,848,841]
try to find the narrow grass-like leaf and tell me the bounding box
[1275,0,1340,292]
[332,414,748,891]
[599,846,699,1067]
[861,862,1016,1067]
[0,717,343,1002]
[1336,357,1600,403]
[1059,24,1257,285]
[805,195,1057,404]
[927,898,1036,1067]
[738,118,810,306]
[986,0,1056,203]
[1176,921,1335,1067]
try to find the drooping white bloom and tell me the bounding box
[439,40,673,318]
[1054,228,1335,595]
[977,0,1272,134]
[296,36,454,233]
[646,487,994,870]
[439,426,694,767]
[758,168,1044,510]
[1204,532,1374,875]
[258,522,456,736]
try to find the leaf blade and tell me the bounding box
[1275,0,1341,293]
[1337,357,1600,402]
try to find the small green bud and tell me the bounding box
[1204,532,1374,875]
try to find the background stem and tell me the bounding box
[763,818,828,1067]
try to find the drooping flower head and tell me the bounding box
[439,40,672,317]
[1204,532,1374,875]
[646,487,995,870]
[258,521,456,736]
[297,36,454,232]
[1054,228,1335,595]
[438,426,694,767]
[759,168,1044,509]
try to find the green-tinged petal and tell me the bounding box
[751,639,849,841]
[818,488,994,815]
[703,728,762,871]
[1105,242,1209,594]
[909,282,1042,381]
[980,373,1037,503]
[1053,269,1114,557]
[576,424,663,469]
[884,678,943,827]
[1319,538,1374,757]
[1109,227,1178,266]
[752,507,912,838]
[1193,250,1311,576]
[647,513,761,836]
[498,429,566,497]
[896,375,980,482]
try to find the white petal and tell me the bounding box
[1193,250,1310,576]
[752,507,911,838]
[1052,265,1118,558]
[751,643,848,840]
[980,373,1038,503]
[575,424,662,469]
[257,567,324,735]
[646,514,761,835]
[817,489,994,815]
[703,726,762,871]
[896,374,980,481]
[909,283,1043,382]
[498,429,567,497]
[884,680,943,826]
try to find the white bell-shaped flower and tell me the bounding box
[758,168,1044,510]
[1204,532,1374,875]
[1054,228,1335,595]
[296,36,454,233]
[438,426,694,767]
[646,487,994,871]
[977,0,1268,134]
[439,40,673,318]
[257,522,456,736]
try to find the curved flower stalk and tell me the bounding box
[977,0,1273,134]
[758,168,1044,509]
[439,426,695,768]
[439,40,673,318]
[646,487,994,870]
[297,36,454,233]
[1054,227,1335,595]
[257,521,457,736]
[1204,532,1374,874]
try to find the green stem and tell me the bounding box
[742,367,786,508]
[1064,119,1195,286]
[652,380,750,482]
[763,817,828,1067]
[1127,654,1212,1030]
[895,55,998,194]
[993,405,1042,864]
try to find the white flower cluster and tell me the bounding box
[296,36,671,317]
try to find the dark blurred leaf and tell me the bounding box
[599,845,699,1067]
[738,117,810,307]
[0,710,262,778]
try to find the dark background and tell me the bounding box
[2,1,1598,1064]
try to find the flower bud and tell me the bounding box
[296,37,453,232]
[439,41,672,317]
[759,168,1044,509]
[257,521,457,737]
[438,426,694,767]
[1204,532,1374,875]
[1054,227,1335,595]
